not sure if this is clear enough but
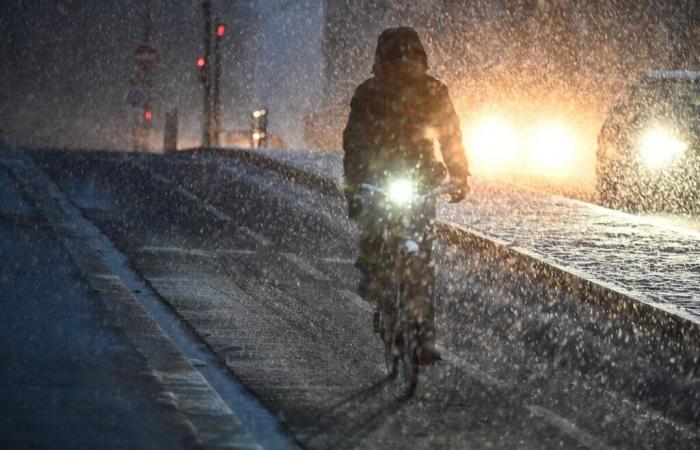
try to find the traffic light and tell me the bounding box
[196,57,207,69]
[144,109,153,122]
[251,109,268,148]
[216,23,225,38]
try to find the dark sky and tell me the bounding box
[0,0,229,149]
[2,1,140,148]
[0,0,325,150]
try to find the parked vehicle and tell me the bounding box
[596,70,700,211]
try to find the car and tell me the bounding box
[596,70,700,212]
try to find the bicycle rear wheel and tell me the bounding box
[401,316,419,396]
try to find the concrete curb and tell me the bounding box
[188,147,700,349]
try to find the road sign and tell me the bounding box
[127,89,145,108]
[134,44,158,71]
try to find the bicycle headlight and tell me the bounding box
[639,127,687,170]
[387,178,415,205]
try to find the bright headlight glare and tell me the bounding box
[530,123,576,169]
[639,128,686,169]
[387,179,415,205]
[467,116,518,168]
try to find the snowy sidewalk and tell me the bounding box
[237,148,700,323]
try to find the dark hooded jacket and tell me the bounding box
[343,27,469,191]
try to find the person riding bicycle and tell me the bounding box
[343,27,469,364]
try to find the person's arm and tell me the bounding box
[436,85,470,202]
[342,82,374,216]
[343,82,374,189]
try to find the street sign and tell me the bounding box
[126,89,145,108]
[134,44,158,71]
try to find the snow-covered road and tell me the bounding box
[11,146,698,448]
[245,148,700,323]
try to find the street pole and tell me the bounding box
[201,0,212,148]
[212,23,225,147]
[130,0,156,151]
[163,108,178,153]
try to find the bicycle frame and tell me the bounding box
[358,180,459,394]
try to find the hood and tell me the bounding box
[372,27,428,81]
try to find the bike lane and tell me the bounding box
[0,163,196,449]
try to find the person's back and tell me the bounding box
[342,26,470,363]
[343,27,469,191]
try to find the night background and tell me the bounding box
[0,2,699,449]
[1,1,698,151]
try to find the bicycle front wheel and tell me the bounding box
[381,307,398,379]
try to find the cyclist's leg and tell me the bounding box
[355,219,383,304]
[406,219,441,364]
[405,243,435,327]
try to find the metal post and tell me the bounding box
[201,0,212,148]
[212,23,223,147]
[130,0,155,152]
[163,108,178,153]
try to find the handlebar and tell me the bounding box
[358,182,462,200]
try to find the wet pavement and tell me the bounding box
[0,160,196,449]
[11,147,698,449]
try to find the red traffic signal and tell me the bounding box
[196,57,206,69]
[144,110,153,121]
[216,23,225,38]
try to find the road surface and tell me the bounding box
[2,147,698,449]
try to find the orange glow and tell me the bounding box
[458,102,598,187]
[466,116,518,170]
[528,122,576,171]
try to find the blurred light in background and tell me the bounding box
[461,108,595,186]
[639,127,687,170]
[467,116,518,170]
[529,122,576,171]
[216,23,225,38]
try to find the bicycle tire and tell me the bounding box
[401,317,419,396]
[381,307,398,378]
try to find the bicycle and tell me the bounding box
[358,178,459,396]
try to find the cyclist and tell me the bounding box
[343,26,469,364]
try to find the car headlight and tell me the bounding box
[639,127,687,170]
[387,178,415,205]
[529,122,576,170]
[467,116,518,169]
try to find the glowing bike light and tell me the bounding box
[387,178,415,205]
